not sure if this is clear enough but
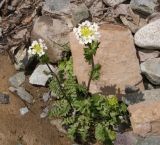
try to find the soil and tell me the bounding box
[0,53,72,145]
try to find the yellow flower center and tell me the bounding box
[33,44,42,53]
[80,26,94,37]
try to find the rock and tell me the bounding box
[137,49,160,62]
[31,16,69,62]
[130,0,158,15]
[134,19,160,49]
[40,107,49,118]
[0,93,9,104]
[128,101,160,137]
[42,92,50,102]
[89,0,104,17]
[103,0,127,7]
[148,13,160,23]
[50,119,67,134]
[69,23,144,95]
[71,4,90,26]
[0,27,2,37]
[14,47,31,70]
[9,87,33,104]
[141,58,160,85]
[9,72,25,88]
[29,64,56,86]
[137,136,160,145]
[125,89,160,105]
[115,131,139,145]
[20,107,29,115]
[43,0,70,12]
[13,29,27,39]
[125,85,139,94]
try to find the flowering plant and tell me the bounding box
[28,21,128,145]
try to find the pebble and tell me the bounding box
[20,107,29,115]
[40,107,49,118]
[9,72,25,87]
[9,87,33,104]
[42,92,50,102]
[0,93,10,104]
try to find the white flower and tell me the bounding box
[28,39,47,57]
[73,20,100,45]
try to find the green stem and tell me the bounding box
[46,63,66,97]
[87,47,95,92]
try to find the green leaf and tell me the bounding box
[50,99,71,117]
[39,54,50,64]
[91,64,101,80]
[95,123,107,142]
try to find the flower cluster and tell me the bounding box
[28,39,47,57]
[73,20,100,45]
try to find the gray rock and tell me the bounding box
[103,0,127,7]
[138,49,160,62]
[125,85,139,94]
[42,92,50,102]
[130,0,158,15]
[125,89,160,105]
[43,0,70,12]
[9,72,25,87]
[71,4,90,26]
[0,93,9,104]
[29,64,56,86]
[137,136,160,145]
[31,16,69,62]
[135,19,160,49]
[9,87,33,104]
[14,47,32,70]
[141,58,160,85]
[115,131,139,145]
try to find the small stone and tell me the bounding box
[43,0,70,12]
[103,0,127,7]
[0,93,9,104]
[71,4,90,26]
[42,92,50,102]
[9,87,33,104]
[29,64,56,86]
[141,58,160,85]
[138,49,160,62]
[13,29,27,39]
[135,19,160,49]
[14,47,31,70]
[40,107,49,118]
[128,101,160,137]
[130,0,158,15]
[20,107,29,115]
[9,72,25,87]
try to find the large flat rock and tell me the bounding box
[69,23,143,95]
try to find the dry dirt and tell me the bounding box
[0,53,72,145]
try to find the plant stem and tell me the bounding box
[46,63,66,97]
[87,50,95,92]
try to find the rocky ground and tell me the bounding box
[1,0,160,145]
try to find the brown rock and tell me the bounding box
[69,23,143,95]
[31,16,69,62]
[128,101,160,137]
